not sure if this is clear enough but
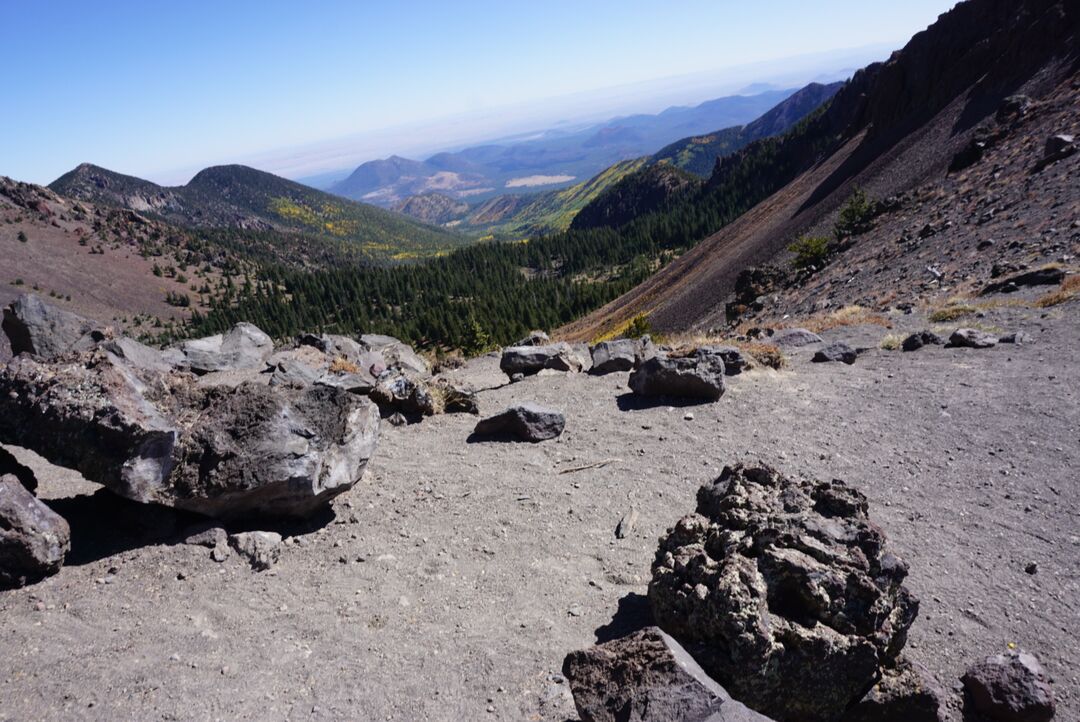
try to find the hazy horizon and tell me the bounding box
[1,0,958,186]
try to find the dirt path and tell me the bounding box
[2,302,1078,721]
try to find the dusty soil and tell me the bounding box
[1,299,1078,721]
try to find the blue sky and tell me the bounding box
[0,0,958,185]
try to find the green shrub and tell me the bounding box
[623,313,652,339]
[788,235,830,270]
[834,189,876,238]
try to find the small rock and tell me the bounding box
[228,531,282,571]
[473,404,565,443]
[949,328,998,349]
[902,331,945,352]
[812,342,857,364]
[999,332,1032,345]
[1024,562,1038,575]
[387,412,408,427]
[615,508,639,539]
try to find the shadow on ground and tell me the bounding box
[615,393,713,411]
[594,592,654,644]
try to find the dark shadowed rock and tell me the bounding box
[649,463,919,722]
[515,330,551,347]
[0,446,37,494]
[0,351,380,520]
[949,328,999,348]
[0,474,71,589]
[164,323,274,374]
[842,660,944,722]
[629,355,725,401]
[812,341,858,364]
[962,650,1055,722]
[981,267,1066,295]
[500,343,584,377]
[562,626,773,722]
[370,369,436,416]
[902,331,945,352]
[473,404,565,442]
[695,346,750,375]
[2,294,99,360]
[771,328,823,348]
[229,531,282,571]
[591,339,644,374]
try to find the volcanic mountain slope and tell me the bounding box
[50,163,464,262]
[652,81,843,177]
[560,0,1080,342]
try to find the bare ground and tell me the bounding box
[1,300,1078,721]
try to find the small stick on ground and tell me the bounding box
[558,458,622,474]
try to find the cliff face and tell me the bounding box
[560,0,1080,341]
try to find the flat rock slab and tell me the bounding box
[563,626,773,722]
[473,404,565,442]
[0,474,70,589]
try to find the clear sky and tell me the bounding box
[0,0,958,185]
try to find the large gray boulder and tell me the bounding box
[629,355,725,401]
[563,626,773,722]
[500,343,584,377]
[962,650,1055,722]
[649,464,919,722]
[812,341,857,365]
[0,350,380,520]
[164,322,274,374]
[359,334,429,376]
[771,328,823,348]
[2,294,99,360]
[473,404,565,442]
[1,474,71,589]
[590,338,656,374]
[370,368,437,417]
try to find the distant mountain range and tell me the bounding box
[388,83,841,238]
[329,89,798,205]
[49,163,464,262]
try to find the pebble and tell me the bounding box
[1025,562,1039,575]
[684,412,694,421]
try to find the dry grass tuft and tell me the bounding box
[879,333,904,351]
[928,304,978,322]
[739,341,785,370]
[801,305,892,332]
[328,356,360,374]
[1034,274,1080,307]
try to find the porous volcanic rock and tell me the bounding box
[649,463,919,722]
[500,343,584,377]
[629,355,725,401]
[841,660,944,722]
[2,294,100,360]
[962,650,1055,722]
[472,403,565,442]
[562,626,773,722]
[0,350,380,519]
[0,474,71,588]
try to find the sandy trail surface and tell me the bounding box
[1,302,1078,721]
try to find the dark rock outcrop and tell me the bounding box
[842,660,944,722]
[500,343,584,377]
[629,355,725,401]
[981,267,1066,295]
[962,650,1055,722]
[901,331,945,352]
[649,463,919,722]
[0,350,380,520]
[473,404,565,442]
[562,626,773,722]
[2,294,99,360]
[0,474,71,588]
[812,341,857,364]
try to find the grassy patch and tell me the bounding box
[803,305,892,332]
[928,304,979,322]
[880,333,903,351]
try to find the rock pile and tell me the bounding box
[647,463,937,722]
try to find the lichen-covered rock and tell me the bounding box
[370,368,437,416]
[514,330,551,347]
[0,350,379,520]
[649,463,919,722]
[629,355,725,401]
[229,531,282,571]
[0,474,71,588]
[563,626,773,722]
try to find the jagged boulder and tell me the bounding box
[359,334,429,376]
[472,404,565,442]
[163,323,274,374]
[590,338,653,374]
[2,294,100,360]
[370,368,437,416]
[500,343,584,377]
[268,344,377,394]
[0,350,380,519]
[649,463,920,722]
[629,355,725,401]
[1,474,71,589]
[949,328,998,348]
[695,346,751,375]
[563,626,773,722]
[901,331,945,352]
[812,341,858,364]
